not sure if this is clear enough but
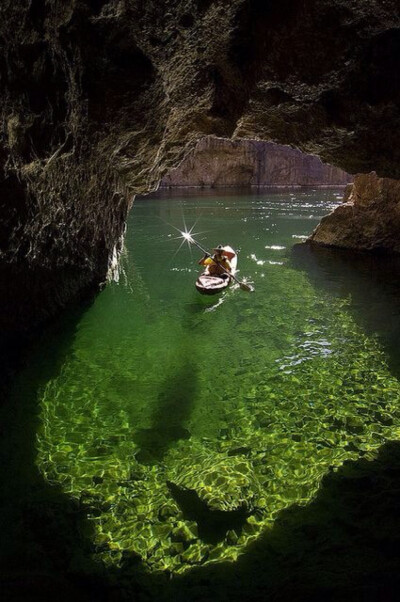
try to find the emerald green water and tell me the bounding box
[31,189,400,574]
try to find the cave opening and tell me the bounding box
[158,136,352,189]
[1,1,400,600]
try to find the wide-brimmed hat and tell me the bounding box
[212,244,236,259]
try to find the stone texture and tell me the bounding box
[160,137,351,187]
[309,173,400,252]
[0,1,399,329]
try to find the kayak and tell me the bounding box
[195,246,237,295]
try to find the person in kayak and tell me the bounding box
[198,244,232,277]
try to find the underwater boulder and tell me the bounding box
[167,453,260,514]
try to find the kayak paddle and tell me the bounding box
[183,233,254,292]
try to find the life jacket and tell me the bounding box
[204,255,231,276]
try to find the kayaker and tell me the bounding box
[198,244,232,276]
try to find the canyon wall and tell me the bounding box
[0,1,399,330]
[160,137,351,187]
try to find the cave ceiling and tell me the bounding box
[1,0,399,189]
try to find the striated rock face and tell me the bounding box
[160,137,351,187]
[0,1,399,330]
[309,173,400,253]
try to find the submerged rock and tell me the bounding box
[167,454,260,513]
[166,479,253,545]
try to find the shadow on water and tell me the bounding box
[167,481,250,545]
[3,244,400,600]
[0,302,110,602]
[151,244,400,600]
[134,360,197,464]
[4,315,400,602]
[291,244,400,379]
[161,440,400,602]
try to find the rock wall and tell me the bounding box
[0,1,399,330]
[309,173,400,253]
[160,137,351,187]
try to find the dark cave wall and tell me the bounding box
[0,0,399,329]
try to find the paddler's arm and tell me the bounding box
[198,253,211,266]
[220,257,232,273]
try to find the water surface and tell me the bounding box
[20,189,400,574]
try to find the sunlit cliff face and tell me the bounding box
[0,0,399,329]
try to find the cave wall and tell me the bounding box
[160,137,352,187]
[0,0,399,330]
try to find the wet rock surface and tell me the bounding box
[309,173,400,253]
[0,1,399,329]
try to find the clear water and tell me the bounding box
[24,189,400,573]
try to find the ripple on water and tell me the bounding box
[32,190,400,575]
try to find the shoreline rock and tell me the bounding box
[309,173,400,254]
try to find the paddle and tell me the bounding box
[183,233,254,292]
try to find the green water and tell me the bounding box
[31,190,400,574]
